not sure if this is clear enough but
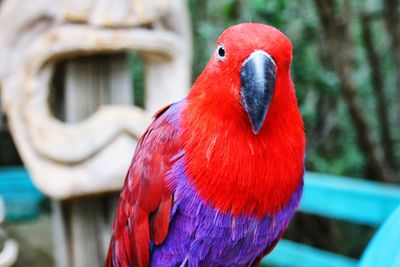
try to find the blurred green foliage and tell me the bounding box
[129,53,146,109]
[189,0,399,179]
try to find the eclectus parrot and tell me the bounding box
[106,23,305,267]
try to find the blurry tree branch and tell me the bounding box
[383,0,400,127]
[360,14,396,169]
[314,0,396,183]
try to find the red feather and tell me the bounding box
[105,104,180,267]
[181,24,305,217]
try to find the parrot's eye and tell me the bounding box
[216,44,225,61]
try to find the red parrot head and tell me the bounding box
[190,23,294,135]
[185,23,304,216]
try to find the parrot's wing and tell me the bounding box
[106,103,182,267]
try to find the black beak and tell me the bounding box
[240,50,276,134]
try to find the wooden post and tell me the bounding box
[53,54,133,267]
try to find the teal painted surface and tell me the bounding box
[261,240,358,267]
[301,172,400,225]
[359,205,400,267]
[264,172,400,267]
[0,167,44,221]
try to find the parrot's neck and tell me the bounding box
[181,71,305,218]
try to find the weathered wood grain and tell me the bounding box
[0,0,191,199]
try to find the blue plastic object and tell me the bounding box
[359,205,400,267]
[0,167,44,221]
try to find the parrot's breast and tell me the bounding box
[151,157,302,266]
[181,88,305,217]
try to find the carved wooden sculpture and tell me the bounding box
[0,0,191,265]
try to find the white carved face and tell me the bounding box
[0,0,191,199]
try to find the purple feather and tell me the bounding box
[149,153,302,266]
